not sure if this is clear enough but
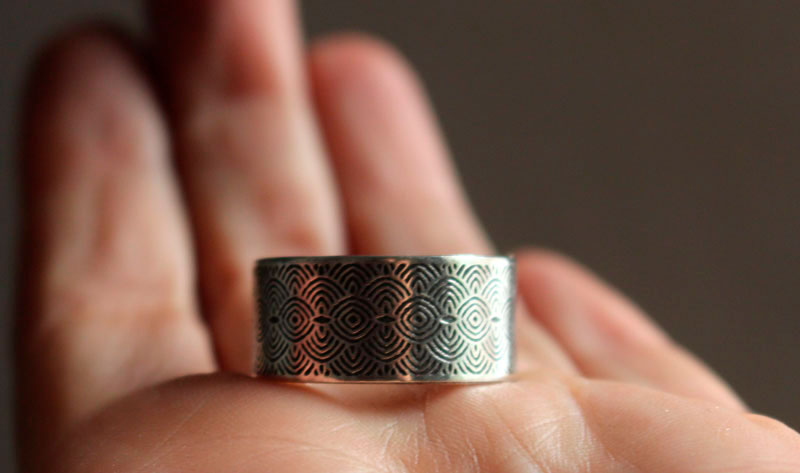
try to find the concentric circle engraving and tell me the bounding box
[255,255,515,382]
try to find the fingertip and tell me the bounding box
[310,32,416,94]
[149,0,303,105]
[24,25,140,113]
[309,33,431,152]
[22,27,162,176]
[746,413,800,440]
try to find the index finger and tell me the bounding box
[16,30,213,465]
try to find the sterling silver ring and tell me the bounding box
[254,255,515,383]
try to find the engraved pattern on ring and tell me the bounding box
[255,256,515,381]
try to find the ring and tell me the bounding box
[254,255,515,383]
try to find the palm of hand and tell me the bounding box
[46,371,799,472]
[16,1,800,472]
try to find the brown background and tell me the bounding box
[2,1,799,470]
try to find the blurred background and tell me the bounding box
[2,1,799,470]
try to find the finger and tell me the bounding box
[16,30,213,462]
[572,378,800,472]
[309,35,574,373]
[310,35,488,255]
[149,0,345,372]
[516,249,745,409]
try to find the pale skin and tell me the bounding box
[15,1,800,472]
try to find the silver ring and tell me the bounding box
[254,255,515,383]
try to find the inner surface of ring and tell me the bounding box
[254,255,515,382]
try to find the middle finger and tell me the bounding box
[150,0,345,372]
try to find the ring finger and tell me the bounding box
[309,35,575,374]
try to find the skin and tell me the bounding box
[14,1,800,472]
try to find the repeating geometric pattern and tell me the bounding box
[255,256,515,381]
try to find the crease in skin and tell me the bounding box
[230,448,373,473]
[419,388,453,473]
[459,433,486,473]
[375,418,403,471]
[454,410,493,473]
[235,434,394,473]
[486,391,561,473]
[131,392,214,473]
[567,379,653,473]
[482,377,643,473]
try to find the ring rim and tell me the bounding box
[256,253,515,265]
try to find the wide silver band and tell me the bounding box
[254,255,515,383]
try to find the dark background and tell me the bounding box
[2,1,799,470]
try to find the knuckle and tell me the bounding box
[25,268,190,344]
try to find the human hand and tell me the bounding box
[16,1,800,471]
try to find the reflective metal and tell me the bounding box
[254,255,515,383]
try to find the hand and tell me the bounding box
[16,1,800,471]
